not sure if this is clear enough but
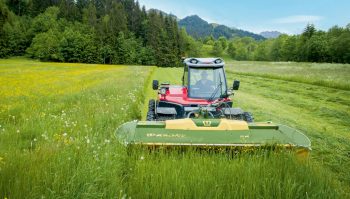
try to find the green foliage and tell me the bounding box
[1,1,350,64]
[30,6,60,34]
[212,41,224,56]
[116,32,141,65]
[204,23,350,63]
[185,37,203,57]
[0,1,31,57]
[218,36,228,50]
[227,41,236,59]
[0,1,189,66]
[26,29,63,61]
[227,37,255,60]
[59,26,97,63]
[204,35,215,45]
[82,2,97,27]
[329,30,350,63]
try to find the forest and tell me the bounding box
[209,24,350,63]
[0,0,349,65]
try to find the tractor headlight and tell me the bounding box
[214,58,223,64]
[160,88,167,95]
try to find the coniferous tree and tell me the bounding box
[1,1,349,64]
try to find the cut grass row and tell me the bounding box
[228,73,350,185]
[225,61,350,90]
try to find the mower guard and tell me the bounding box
[115,118,311,157]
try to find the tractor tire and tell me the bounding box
[152,80,159,90]
[146,99,156,121]
[243,112,254,123]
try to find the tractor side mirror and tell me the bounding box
[232,80,240,90]
[152,80,159,90]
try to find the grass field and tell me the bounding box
[1,57,349,198]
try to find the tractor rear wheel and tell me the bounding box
[243,112,254,123]
[146,99,156,121]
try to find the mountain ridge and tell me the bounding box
[178,15,265,40]
[260,31,282,38]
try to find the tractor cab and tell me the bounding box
[182,58,229,100]
[149,58,247,121]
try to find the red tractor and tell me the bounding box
[147,58,253,122]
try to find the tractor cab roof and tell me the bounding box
[183,58,225,68]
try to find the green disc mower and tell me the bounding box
[115,58,311,157]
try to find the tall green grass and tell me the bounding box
[0,58,349,198]
[0,59,151,198]
[125,149,342,198]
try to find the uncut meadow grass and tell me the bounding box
[125,149,342,199]
[0,58,151,198]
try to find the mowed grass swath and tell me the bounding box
[225,60,350,90]
[0,58,349,198]
[224,61,350,182]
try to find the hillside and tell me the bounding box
[260,31,282,38]
[178,15,265,40]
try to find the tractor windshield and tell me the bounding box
[188,67,227,99]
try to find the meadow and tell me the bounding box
[0,58,349,198]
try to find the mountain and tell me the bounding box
[260,31,282,39]
[148,9,178,20]
[178,15,265,40]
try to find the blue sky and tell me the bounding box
[137,0,350,34]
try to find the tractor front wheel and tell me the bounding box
[243,112,254,123]
[146,99,156,121]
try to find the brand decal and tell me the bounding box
[146,133,185,138]
[240,135,250,141]
[202,120,212,127]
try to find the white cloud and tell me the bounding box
[273,15,324,24]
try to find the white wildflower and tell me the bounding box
[41,134,49,140]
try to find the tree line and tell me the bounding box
[208,24,350,63]
[1,0,349,65]
[0,0,201,66]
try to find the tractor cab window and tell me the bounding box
[188,67,227,99]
